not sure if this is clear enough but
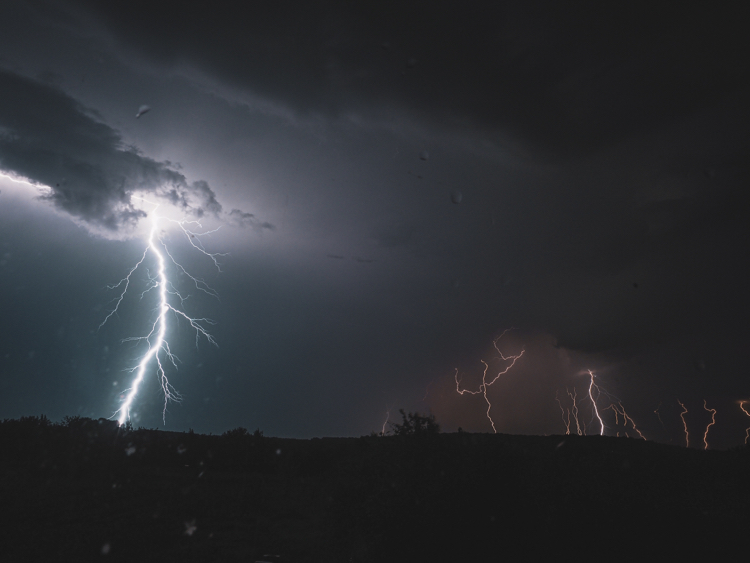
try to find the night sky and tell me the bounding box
[1,1,748,447]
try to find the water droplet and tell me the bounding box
[419,150,429,161]
[183,520,197,536]
[450,190,463,204]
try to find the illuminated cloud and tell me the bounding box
[0,69,233,235]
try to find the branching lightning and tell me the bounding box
[455,329,524,433]
[100,199,223,425]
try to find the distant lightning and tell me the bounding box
[586,370,605,436]
[556,387,584,435]
[567,388,582,435]
[678,399,689,447]
[555,390,572,435]
[605,402,646,440]
[455,329,524,433]
[558,372,644,440]
[381,405,394,436]
[740,401,750,445]
[100,199,222,425]
[654,402,666,431]
[703,400,716,450]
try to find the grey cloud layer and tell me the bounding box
[0,69,227,233]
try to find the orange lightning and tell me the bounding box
[455,329,524,433]
[740,401,750,445]
[605,402,646,440]
[555,390,571,435]
[556,387,583,435]
[677,399,689,448]
[567,388,583,435]
[702,400,716,450]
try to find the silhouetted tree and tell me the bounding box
[390,409,440,436]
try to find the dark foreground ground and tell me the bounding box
[1,416,749,562]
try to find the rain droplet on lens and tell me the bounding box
[450,190,463,204]
[419,150,429,161]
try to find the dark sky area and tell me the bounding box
[1,1,748,447]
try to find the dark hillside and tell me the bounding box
[1,417,749,561]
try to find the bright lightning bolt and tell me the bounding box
[586,370,605,436]
[702,400,716,450]
[0,170,46,188]
[455,329,524,433]
[100,199,222,425]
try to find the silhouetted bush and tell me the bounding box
[389,409,440,436]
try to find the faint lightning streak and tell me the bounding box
[654,402,666,430]
[455,329,524,433]
[100,200,220,425]
[381,405,393,436]
[702,400,716,450]
[678,399,689,448]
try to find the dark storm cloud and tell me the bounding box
[0,69,225,233]
[71,1,747,153]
